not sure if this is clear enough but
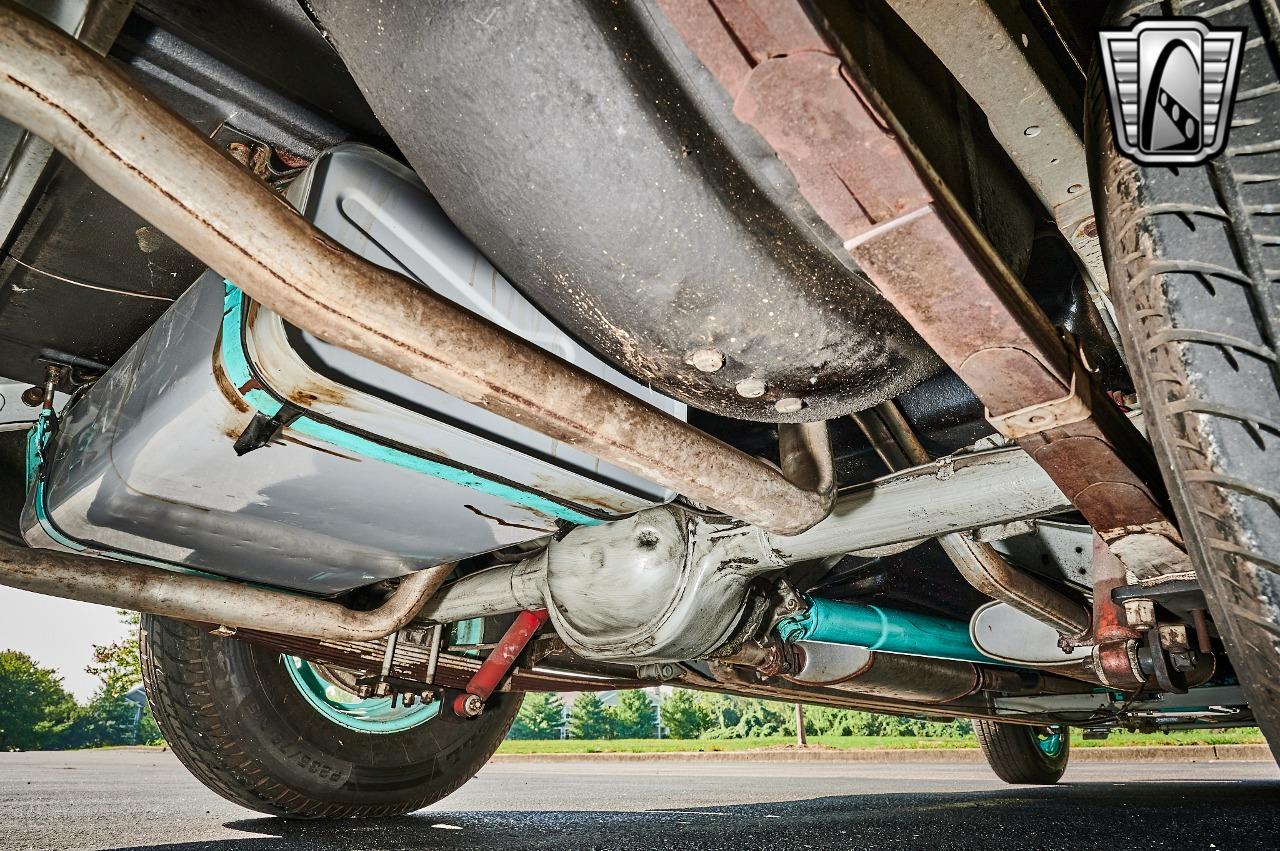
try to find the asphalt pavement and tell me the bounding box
[1,749,1277,851]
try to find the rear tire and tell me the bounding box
[974,721,1070,785]
[139,614,518,818]
[1090,0,1280,761]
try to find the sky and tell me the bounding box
[0,586,129,700]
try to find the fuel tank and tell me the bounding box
[22,145,682,594]
[307,0,1034,422]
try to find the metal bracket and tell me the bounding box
[1138,627,1188,695]
[232,406,302,456]
[984,353,1092,439]
[651,0,1188,585]
[354,629,439,707]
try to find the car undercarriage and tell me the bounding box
[0,0,1277,816]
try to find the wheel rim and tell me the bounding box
[283,617,486,734]
[1035,726,1065,758]
[284,656,440,734]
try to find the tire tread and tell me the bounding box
[1095,0,1280,755]
[974,721,1069,785]
[140,615,514,818]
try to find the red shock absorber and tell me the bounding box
[453,609,550,717]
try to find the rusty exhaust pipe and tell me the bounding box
[0,2,831,536]
[0,539,454,642]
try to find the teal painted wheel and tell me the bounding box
[1036,726,1066,759]
[283,617,486,734]
[974,718,1069,784]
[284,656,440,734]
[142,614,523,818]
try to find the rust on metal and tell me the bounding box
[461,504,558,534]
[0,538,453,643]
[785,647,984,705]
[232,627,649,694]
[235,624,1082,727]
[0,3,832,536]
[657,0,1189,582]
[1089,533,1145,688]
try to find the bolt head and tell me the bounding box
[1123,599,1156,629]
[774,397,804,414]
[453,692,485,718]
[735,377,766,398]
[686,347,725,373]
[20,386,44,407]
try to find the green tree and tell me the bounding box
[659,689,709,739]
[688,693,974,741]
[609,690,657,739]
[566,693,612,740]
[694,692,744,734]
[63,612,162,748]
[731,699,793,737]
[804,706,876,736]
[510,693,565,739]
[0,650,77,751]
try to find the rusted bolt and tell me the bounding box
[1074,217,1098,240]
[20,386,44,407]
[1191,608,1213,654]
[1157,623,1190,652]
[774,397,804,414]
[686,347,725,373]
[736,377,766,398]
[758,644,784,678]
[1123,599,1156,631]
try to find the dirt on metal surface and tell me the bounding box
[658,0,1188,583]
[0,3,832,536]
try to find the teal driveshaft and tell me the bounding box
[776,597,998,665]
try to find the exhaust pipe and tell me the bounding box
[0,2,830,536]
[785,641,1088,703]
[787,640,988,704]
[0,538,453,642]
